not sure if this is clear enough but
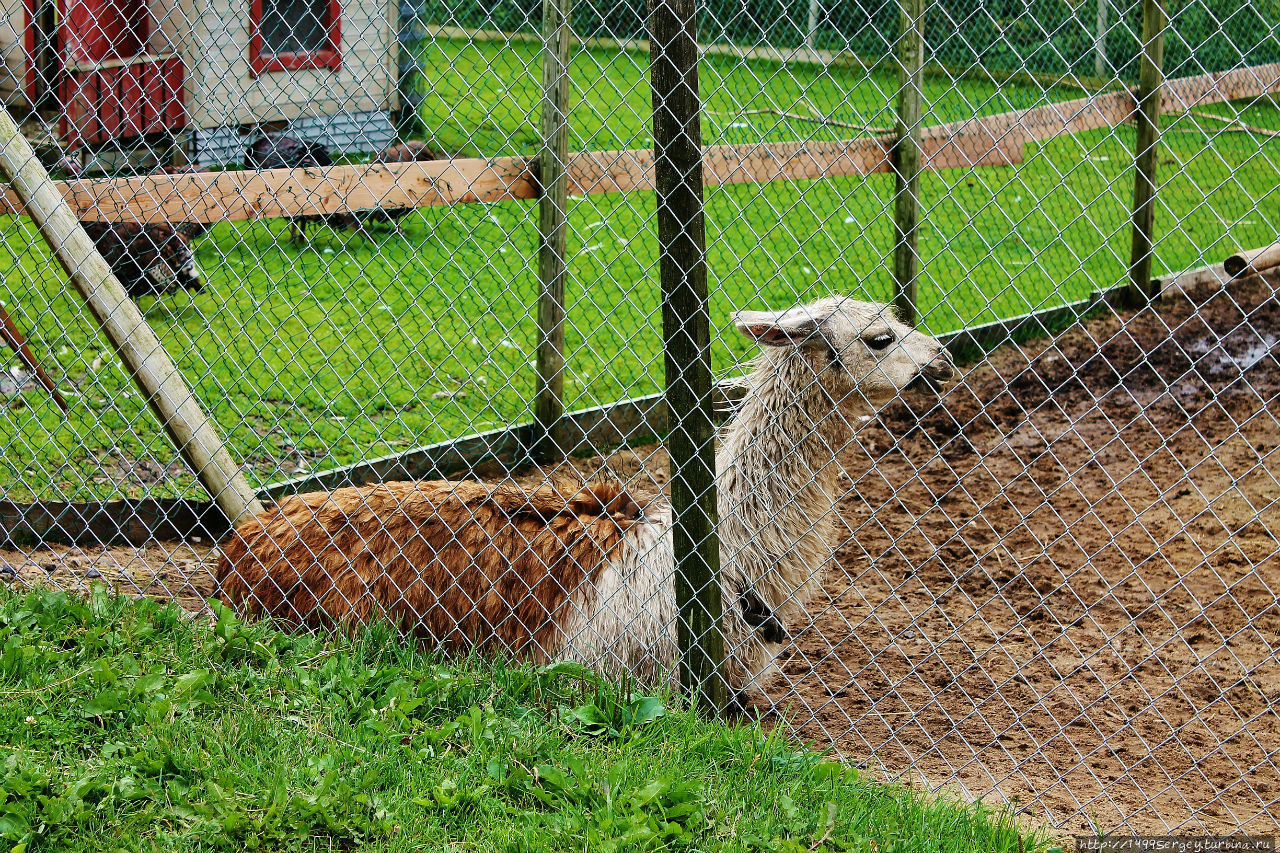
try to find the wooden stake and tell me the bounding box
[0,304,68,413]
[648,0,725,714]
[535,0,572,462]
[1095,0,1108,79]
[0,108,264,529]
[1127,0,1166,307]
[893,0,924,325]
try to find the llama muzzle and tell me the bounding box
[908,349,955,393]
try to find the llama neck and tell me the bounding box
[719,359,855,493]
[714,357,858,590]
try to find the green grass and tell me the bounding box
[416,38,1082,156]
[1,38,1278,500]
[0,586,1057,852]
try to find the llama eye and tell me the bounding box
[866,333,895,351]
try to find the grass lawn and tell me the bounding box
[0,586,1059,852]
[1,37,1278,501]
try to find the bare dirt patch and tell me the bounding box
[0,542,216,613]
[776,276,1280,835]
[2,277,1276,835]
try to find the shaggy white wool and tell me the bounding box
[557,297,953,696]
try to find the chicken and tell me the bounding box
[244,133,349,243]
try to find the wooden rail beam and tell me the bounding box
[0,158,539,223]
[0,62,1273,225]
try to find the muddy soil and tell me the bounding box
[779,276,1280,835]
[2,277,1276,835]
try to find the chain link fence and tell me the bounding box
[0,0,1277,838]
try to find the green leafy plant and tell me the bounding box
[565,693,666,738]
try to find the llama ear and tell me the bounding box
[733,310,821,347]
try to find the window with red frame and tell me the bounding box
[249,0,341,74]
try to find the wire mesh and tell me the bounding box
[0,0,1276,838]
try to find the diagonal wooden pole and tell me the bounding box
[0,109,264,528]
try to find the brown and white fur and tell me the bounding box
[79,221,203,299]
[217,297,953,697]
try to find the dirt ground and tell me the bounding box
[782,275,1279,836]
[0,542,216,613]
[2,276,1276,836]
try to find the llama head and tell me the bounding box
[733,296,953,407]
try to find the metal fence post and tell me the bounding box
[535,0,572,461]
[395,0,425,141]
[647,0,726,714]
[893,0,924,325]
[1128,0,1166,306]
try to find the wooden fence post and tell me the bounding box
[1095,0,1108,79]
[0,109,265,528]
[806,0,820,52]
[535,0,572,462]
[893,0,924,325]
[1128,0,1166,306]
[648,0,725,714]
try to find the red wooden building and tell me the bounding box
[0,0,396,170]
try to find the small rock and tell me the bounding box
[85,568,103,579]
